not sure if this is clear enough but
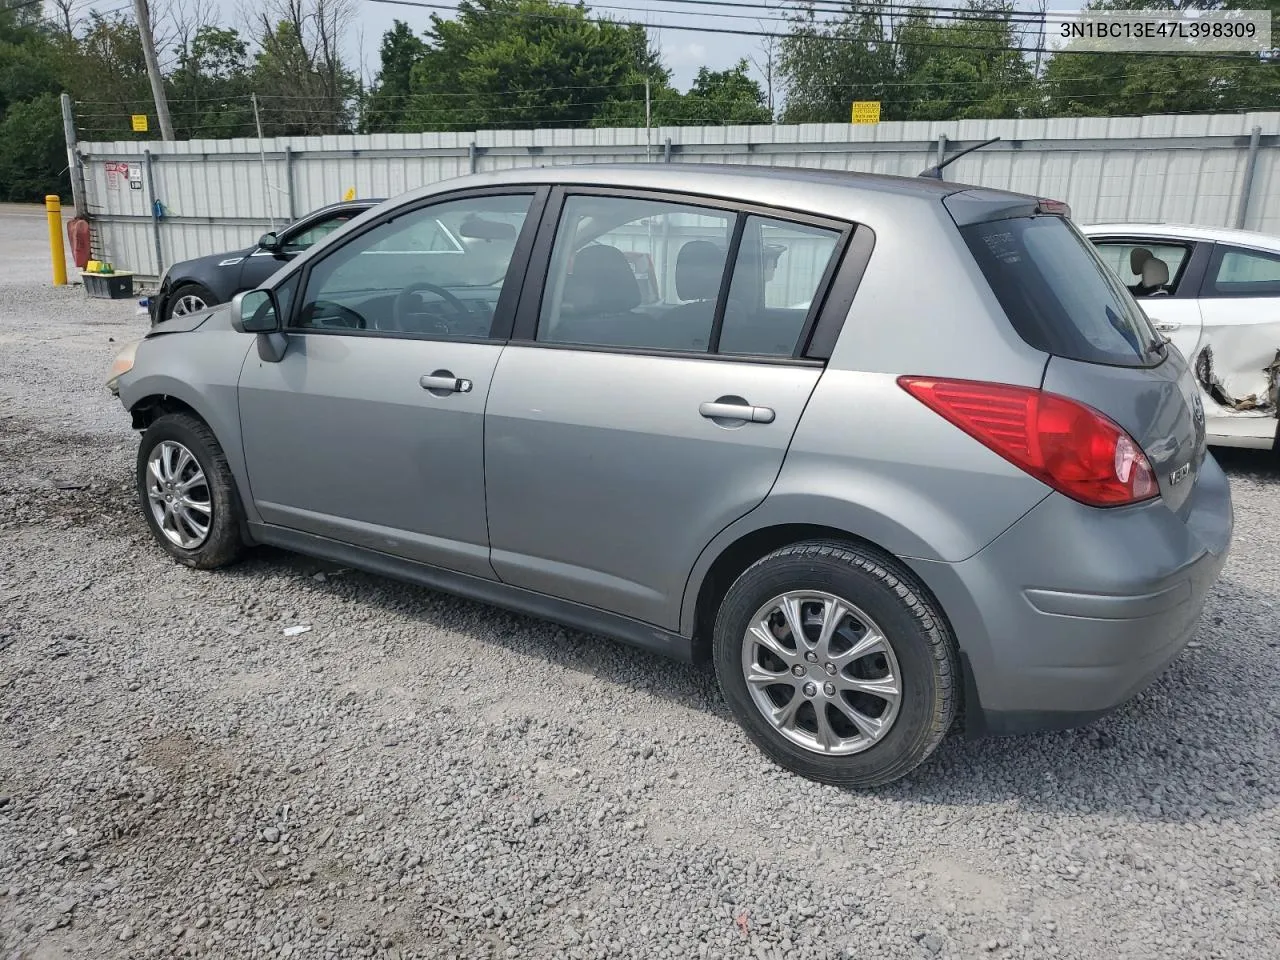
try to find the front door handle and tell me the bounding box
[699,401,775,424]
[1152,319,1181,333]
[420,373,473,395]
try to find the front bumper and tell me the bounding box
[908,452,1233,736]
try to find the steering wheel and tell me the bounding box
[393,282,471,333]
[307,300,366,329]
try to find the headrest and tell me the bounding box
[675,241,725,301]
[1130,247,1153,276]
[1142,257,1169,288]
[563,244,641,315]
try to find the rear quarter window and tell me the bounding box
[962,216,1162,367]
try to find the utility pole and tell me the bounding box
[131,0,175,140]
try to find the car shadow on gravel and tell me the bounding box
[1214,445,1280,480]
[213,540,1278,824]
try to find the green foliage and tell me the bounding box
[779,1,1040,122]
[363,21,426,132]
[1042,0,1280,116]
[594,60,771,126]
[0,93,68,201]
[169,27,256,139]
[253,17,359,135]
[390,0,662,131]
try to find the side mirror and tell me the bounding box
[258,232,281,252]
[232,289,280,334]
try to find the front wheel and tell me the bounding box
[137,413,245,569]
[165,283,217,321]
[713,540,958,788]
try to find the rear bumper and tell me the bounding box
[907,453,1233,736]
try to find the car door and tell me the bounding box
[239,206,368,290]
[1088,236,1206,363]
[237,189,544,577]
[483,189,854,629]
[1193,242,1280,446]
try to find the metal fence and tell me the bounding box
[71,109,1280,280]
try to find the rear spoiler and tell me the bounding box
[943,190,1073,226]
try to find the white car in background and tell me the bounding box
[1082,223,1280,450]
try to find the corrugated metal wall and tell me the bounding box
[78,112,1280,279]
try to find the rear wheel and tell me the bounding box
[713,540,958,788]
[165,282,217,320]
[137,413,244,569]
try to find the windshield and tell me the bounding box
[962,215,1162,367]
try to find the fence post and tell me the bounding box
[1234,125,1262,230]
[285,146,297,221]
[469,141,478,175]
[60,94,86,218]
[144,149,163,276]
[664,137,672,163]
[935,134,948,180]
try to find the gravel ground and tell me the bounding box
[3,205,1280,960]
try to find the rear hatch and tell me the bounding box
[951,199,1206,514]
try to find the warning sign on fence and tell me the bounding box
[851,101,881,124]
[104,161,128,189]
[131,114,148,132]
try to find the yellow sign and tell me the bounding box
[342,186,356,201]
[131,114,149,132]
[851,101,881,125]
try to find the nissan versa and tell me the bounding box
[107,165,1232,788]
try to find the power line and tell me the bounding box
[362,0,1274,62]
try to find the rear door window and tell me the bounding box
[1207,245,1280,297]
[962,216,1162,367]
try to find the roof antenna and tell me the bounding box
[918,136,1001,179]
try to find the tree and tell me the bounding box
[363,20,427,132]
[404,0,660,130]
[778,2,899,123]
[0,93,68,201]
[594,59,772,126]
[59,12,154,140]
[894,2,1039,119]
[1042,0,1280,116]
[0,6,67,200]
[169,26,255,138]
[252,0,359,135]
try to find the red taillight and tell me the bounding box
[898,377,1159,507]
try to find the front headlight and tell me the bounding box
[106,339,141,394]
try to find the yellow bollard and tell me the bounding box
[46,195,67,286]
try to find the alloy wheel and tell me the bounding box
[145,440,212,549]
[171,293,208,317]
[740,590,902,756]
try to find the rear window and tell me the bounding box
[961,216,1162,367]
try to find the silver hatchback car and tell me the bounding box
[108,165,1232,787]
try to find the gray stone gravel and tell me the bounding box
[3,205,1280,959]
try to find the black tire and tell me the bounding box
[713,539,958,789]
[164,282,218,322]
[136,413,245,569]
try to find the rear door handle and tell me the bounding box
[699,401,775,424]
[420,373,473,394]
